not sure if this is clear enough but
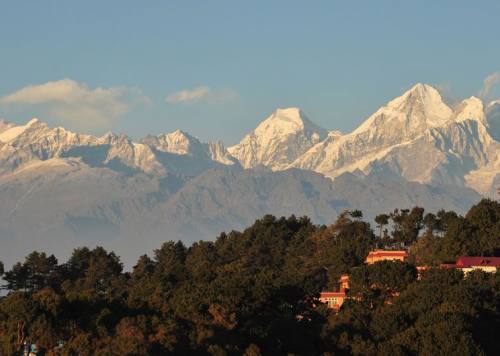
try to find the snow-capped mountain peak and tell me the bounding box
[26,117,41,126]
[254,107,322,136]
[353,83,453,137]
[0,117,46,143]
[289,83,499,199]
[0,124,28,143]
[140,129,236,168]
[141,129,202,156]
[0,118,238,178]
[452,96,486,124]
[387,83,446,111]
[228,107,327,169]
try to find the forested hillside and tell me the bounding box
[0,199,499,355]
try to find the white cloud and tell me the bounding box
[166,86,237,104]
[479,72,500,99]
[0,79,150,129]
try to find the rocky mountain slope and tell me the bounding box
[0,162,480,267]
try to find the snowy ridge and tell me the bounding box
[0,83,498,198]
[0,118,41,143]
[141,130,237,167]
[0,119,236,177]
[221,83,499,198]
[141,130,202,156]
[452,96,486,124]
[0,119,13,133]
[281,84,499,197]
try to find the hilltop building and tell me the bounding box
[365,249,408,264]
[319,253,500,312]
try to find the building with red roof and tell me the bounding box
[455,256,500,275]
[320,255,500,311]
[319,291,346,311]
[319,274,350,311]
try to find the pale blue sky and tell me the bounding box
[0,1,499,144]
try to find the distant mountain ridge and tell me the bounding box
[229,83,499,197]
[0,83,497,266]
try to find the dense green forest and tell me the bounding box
[0,199,499,355]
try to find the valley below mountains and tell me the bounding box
[0,83,498,266]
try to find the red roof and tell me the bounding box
[455,257,500,268]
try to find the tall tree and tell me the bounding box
[3,252,58,292]
[374,214,389,240]
[465,199,500,255]
[390,207,424,245]
[350,210,363,220]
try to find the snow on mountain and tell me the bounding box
[1,84,495,195]
[465,157,500,197]
[0,118,44,143]
[0,119,13,133]
[97,133,165,175]
[139,130,237,176]
[141,130,204,156]
[207,141,237,165]
[140,129,236,166]
[228,107,327,170]
[460,100,500,196]
[364,118,495,187]
[0,119,236,177]
[0,118,98,174]
[284,84,499,197]
[372,98,499,196]
[351,83,453,137]
[451,96,486,124]
[290,83,456,177]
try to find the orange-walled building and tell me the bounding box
[365,250,408,264]
[319,274,350,311]
[320,254,499,312]
[319,291,346,310]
